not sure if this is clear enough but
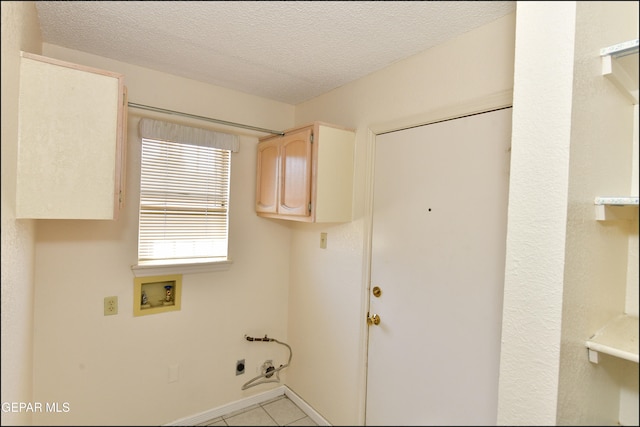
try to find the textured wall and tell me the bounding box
[30,45,296,425]
[291,13,516,425]
[1,2,41,426]
[497,2,577,424]
[558,2,639,425]
[498,2,639,425]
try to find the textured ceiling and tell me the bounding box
[35,1,515,105]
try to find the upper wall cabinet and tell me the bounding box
[16,52,127,220]
[256,121,355,223]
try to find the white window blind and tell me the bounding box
[137,118,238,265]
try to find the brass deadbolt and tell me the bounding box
[372,286,382,298]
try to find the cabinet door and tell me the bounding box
[279,128,312,217]
[255,137,280,213]
[16,52,126,220]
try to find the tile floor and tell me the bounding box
[196,395,318,426]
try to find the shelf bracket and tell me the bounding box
[600,39,639,104]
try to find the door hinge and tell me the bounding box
[310,133,314,143]
[308,202,312,212]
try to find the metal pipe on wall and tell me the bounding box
[128,102,284,136]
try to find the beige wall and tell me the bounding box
[289,13,516,425]
[559,2,638,425]
[497,3,577,424]
[499,2,639,425]
[1,2,41,426]
[27,45,295,425]
[2,7,517,426]
[3,2,637,426]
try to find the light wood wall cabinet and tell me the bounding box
[16,52,127,220]
[256,122,355,222]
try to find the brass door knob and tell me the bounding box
[367,313,381,326]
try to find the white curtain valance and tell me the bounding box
[138,118,239,152]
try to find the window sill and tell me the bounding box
[131,259,233,277]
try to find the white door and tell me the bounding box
[365,108,512,426]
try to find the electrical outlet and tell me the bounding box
[320,232,327,249]
[104,296,118,316]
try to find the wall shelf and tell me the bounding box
[594,196,639,220]
[586,314,639,364]
[600,38,639,104]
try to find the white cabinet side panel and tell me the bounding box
[315,126,354,222]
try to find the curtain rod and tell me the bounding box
[128,102,284,136]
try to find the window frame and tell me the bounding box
[132,118,237,277]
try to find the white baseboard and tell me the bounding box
[283,386,331,426]
[165,385,330,426]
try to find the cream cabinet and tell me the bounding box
[16,52,127,220]
[256,122,355,222]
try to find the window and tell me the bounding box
[133,118,238,274]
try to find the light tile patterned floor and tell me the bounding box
[197,395,318,426]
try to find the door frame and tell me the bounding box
[357,89,514,425]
